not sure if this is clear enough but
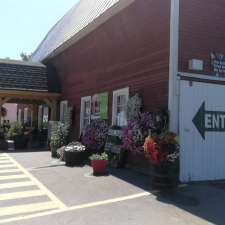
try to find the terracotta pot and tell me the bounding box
[91,160,108,175]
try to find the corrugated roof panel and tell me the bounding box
[32,0,121,62]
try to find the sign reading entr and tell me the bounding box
[193,102,225,139]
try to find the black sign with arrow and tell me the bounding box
[192,101,225,139]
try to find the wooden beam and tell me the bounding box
[50,100,57,121]
[0,89,61,100]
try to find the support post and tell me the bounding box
[50,100,57,121]
[32,105,39,128]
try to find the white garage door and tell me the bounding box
[180,79,225,182]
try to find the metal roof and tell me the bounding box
[31,0,134,62]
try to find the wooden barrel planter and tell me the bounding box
[150,163,179,190]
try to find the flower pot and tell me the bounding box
[91,160,108,175]
[51,147,58,158]
[14,135,28,149]
[65,151,84,167]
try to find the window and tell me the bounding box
[60,101,68,123]
[80,96,91,133]
[112,87,129,127]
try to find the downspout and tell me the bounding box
[168,0,180,133]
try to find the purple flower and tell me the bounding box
[121,112,154,153]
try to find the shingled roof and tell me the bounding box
[0,59,53,92]
[31,0,134,62]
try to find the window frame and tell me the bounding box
[80,96,91,134]
[60,100,68,123]
[112,87,129,127]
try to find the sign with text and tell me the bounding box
[211,52,225,77]
[193,101,225,139]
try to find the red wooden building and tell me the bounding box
[32,0,225,182]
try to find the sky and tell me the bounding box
[0,0,78,60]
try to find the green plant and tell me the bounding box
[50,123,69,149]
[7,122,23,139]
[89,152,108,161]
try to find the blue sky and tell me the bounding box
[0,0,78,60]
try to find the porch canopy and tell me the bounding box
[0,59,61,125]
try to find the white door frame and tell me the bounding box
[168,0,180,134]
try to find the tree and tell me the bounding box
[20,52,32,61]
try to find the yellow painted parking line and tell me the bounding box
[5,154,67,210]
[0,155,9,159]
[0,190,46,201]
[0,168,21,174]
[0,181,34,190]
[0,192,151,224]
[0,201,59,217]
[0,164,17,168]
[0,174,27,181]
[0,162,14,165]
[0,158,11,161]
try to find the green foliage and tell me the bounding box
[7,122,23,139]
[89,152,108,161]
[50,123,69,149]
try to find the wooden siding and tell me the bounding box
[179,0,225,75]
[50,0,170,137]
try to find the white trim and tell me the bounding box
[80,96,91,134]
[112,87,129,126]
[178,72,225,82]
[168,0,180,133]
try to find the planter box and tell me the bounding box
[14,135,28,149]
[65,151,84,167]
[91,160,108,175]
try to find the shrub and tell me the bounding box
[50,123,69,149]
[7,122,23,139]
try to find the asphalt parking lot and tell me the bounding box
[0,151,225,225]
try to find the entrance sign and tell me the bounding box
[193,101,225,139]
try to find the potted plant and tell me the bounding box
[7,122,28,149]
[64,142,86,166]
[89,152,108,175]
[144,131,180,189]
[50,123,69,158]
[50,135,61,157]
